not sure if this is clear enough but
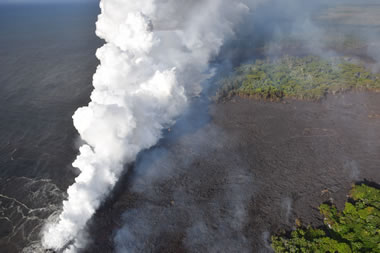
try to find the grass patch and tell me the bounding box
[217,56,380,101]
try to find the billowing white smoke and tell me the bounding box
[42,0,252,251]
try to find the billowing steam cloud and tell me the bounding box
[41,0,253,251]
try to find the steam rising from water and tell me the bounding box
[41,0,252,251]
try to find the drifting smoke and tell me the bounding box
[41,0,254,251]
[109,1,380,252]
[113,124,256,253]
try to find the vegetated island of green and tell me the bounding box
[271,184,380,253]
[217,56,380,101]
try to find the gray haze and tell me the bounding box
[111,0,380,252]
[1,0,379,252]
[0,0,95,4]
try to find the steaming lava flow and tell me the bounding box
[40,0,251,250]
[2,1,380,252]
[82,91,380,252]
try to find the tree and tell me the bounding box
[271,184,380,253]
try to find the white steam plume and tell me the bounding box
[42,0,251,251]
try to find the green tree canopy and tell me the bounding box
[272,184,380,253]
[218,56,380,101]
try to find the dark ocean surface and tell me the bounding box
[1,2,380,253]
[0,3,101,251]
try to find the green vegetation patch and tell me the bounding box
[271,184,380,253]
[217,56,380,101]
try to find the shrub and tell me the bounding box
[271,184,380,253]
[217,56,380,101]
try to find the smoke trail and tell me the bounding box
[41,0,251,251]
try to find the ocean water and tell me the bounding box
[0,3,101,251]
[1,1,380,252]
